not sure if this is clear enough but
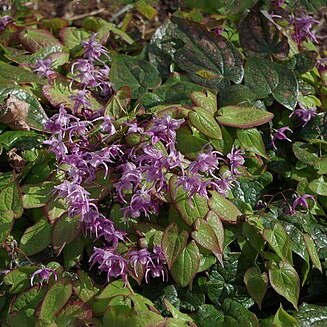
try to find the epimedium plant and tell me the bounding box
[0,0,327,326]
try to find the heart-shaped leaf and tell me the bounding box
[19,219,52,256]
[52,214,81,254]
[269,261,300,310]
[0,88,48,131]
[245,57,298,110]
[18,28,64,52]
[189,107,222,140]
[169,175,209,226]
[110,54,162,98]
[216,105,274,128]
[244,267,268,309]
[263,223,293,264]
[190,90,217,115]
[161,223,188,269]
[238,9,289,59]
[39,282,73,324]
[170,240,200,287]
[208,191,242,224]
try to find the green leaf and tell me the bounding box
[292,142,318,165]
[3,267,36,294]
[314,157,327,175]
[0,61,45,85]
[135,0,157,20]
[110,54,162,98]
[0,88,48,131]
[171,16,244,90]
[269,261,300,309]
[18,28,63,52]
[288,0,326,11]
[52,214,81,253]
[170,241,200,287]
[220,299,259,326]
[176,125,208,160]
[303,234,322,272]
[63,235,85,269]
[19,219,52,256]
[73,270,99,303]
[244,267,268,309]
[238,9,289,59]
[244,57,298,110]
[161,223,188,269]
[188,107,222,140]
[11,286,47,312]
[169,175,209,226]
[62,27,90,50]
[104,86,131,119]
[208,191,242,224]
[263,223,293,263]
[219,84,258,107]
[293,302,327,326]
[308,176,327,196]
[0,176,23,219]
[236,128,268,159]
[96,280,132,300]
[21,181,55,209]
[216,106,274,128]
[39,282,72,324]
[0,211,14,243]
[273,305,298,327]
[192,211,224,264]
[190,89,217,115]
[42,83,103,112]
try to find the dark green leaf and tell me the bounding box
[19,219,52,256]
[0,211,13,243]
[238,9,289,59]
[303,234,322,272]
[0,177,23,219]
[161,223,188,269]
[308,176,327,196]
[170,241,200,287]
[244,267,268,309]
[263,223,293,263]
[110,54,161,98]
[294,302,327,326]
[3,267,36,294]
[269,261,300,309]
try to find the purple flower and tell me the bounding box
[34,58,56,80]
[227,147,245,175]
[213,171,235,196]
[289,105,316,126]
[121,187,159,219]
[81,34,109,62]
[128,249,151,275]
[30,267,57,286]
[44,106,76,134]
[272,126,293,150]
[189,148,221,176]
[145,246,167,283]
[316,57,327,75]
[0,15,13,32]
[90,247,127,281]
[148,115,185,146]
[69,90,91,114]
[290,14,319,45]
[178,174,211,198]
[291,194,315,213]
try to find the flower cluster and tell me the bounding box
[71,34,112,101]
[289,13,319,45]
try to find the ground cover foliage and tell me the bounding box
[0,0,327,326]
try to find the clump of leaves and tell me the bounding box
[0,0,327,326]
